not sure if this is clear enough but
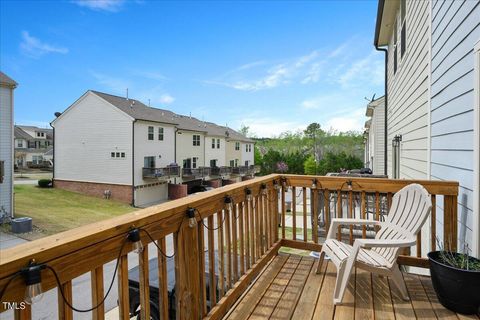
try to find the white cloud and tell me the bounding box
[73,0,125,12]
[324,108,365,132]
[90,71,130,94]
[234,116,307,138]
[158,94,175,104]
[336,51,384,88]
[20,31,68,58]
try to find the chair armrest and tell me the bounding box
[326,219,383,239]
[354,238,417,249]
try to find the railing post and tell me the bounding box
[443,195,458,251]
[174,217,201,320]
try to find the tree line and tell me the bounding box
[241,123,365,176]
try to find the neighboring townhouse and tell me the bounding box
[363,96,385,175]
[14,125,53,168]
[374,0,480,256]
[0,72,17,219]
[52,90,254,207]
[225,130,255,170]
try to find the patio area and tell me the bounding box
[227,253,478,320]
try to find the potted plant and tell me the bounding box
[428,242,480,315]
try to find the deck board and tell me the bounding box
[225,254,477,320]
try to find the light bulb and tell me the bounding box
[128,229,143,253]
[22,262,45,305]
[187,208,196,228]
[311,180,317,190]
[347,181,353,191]
[25,283,43,305]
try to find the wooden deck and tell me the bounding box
[225,254,479,320]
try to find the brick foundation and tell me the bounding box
[222,179,237,186]
[54,179,133,204]
[242,176,254,181]
[168,183,187,200]
[206,179,222,188]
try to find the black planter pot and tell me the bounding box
[427,251,480,315]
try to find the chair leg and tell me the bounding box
[316,250,326,274]
[391,265,409,300]
[333,260,354,305]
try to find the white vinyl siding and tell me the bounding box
[430,0,480,252]
[205,136,226,167]
[0,85,13,218]
[387,0,430,180]
[53,92,133,185]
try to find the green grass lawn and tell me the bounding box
[279,226,313,256]
[12,185,137,239]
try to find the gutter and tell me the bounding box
[374,0,388,177]
[131,120,136,207]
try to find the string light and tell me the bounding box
[127,228,143,253]
[260,183,268,196]
[311,178,318,190]
[22,261,45,304]
[187,207,197,228]
[245,188,253,202]
[224,195,233,212]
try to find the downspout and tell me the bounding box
[375,47,388,177]
[131,120,136,207]
[174,127,178,184]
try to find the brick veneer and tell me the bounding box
[222,179,237,186]
[168,183,187,200]
[241,176,254,181]
[54,179,133,204]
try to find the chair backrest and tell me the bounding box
[372,184,432,265]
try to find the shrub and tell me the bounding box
[38,179,52,188]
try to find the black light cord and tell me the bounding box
[196,208,226,231]
[48,234,129,313]
[0,271,21,302]
[140,228,176,259]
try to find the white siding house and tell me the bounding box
[53,90,254,206]
[0,72,16,219]
[364,96,385,175]
[375,0,480,256]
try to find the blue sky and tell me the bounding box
[1,0,384,137]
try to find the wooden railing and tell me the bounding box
[0,174,458,319]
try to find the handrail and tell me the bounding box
[0,174,459,319]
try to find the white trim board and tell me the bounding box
[473,39,480,258]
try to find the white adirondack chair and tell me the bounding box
[316,183,432,305]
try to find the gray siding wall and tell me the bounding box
[0,86,13,218]
[430,0,480,250]
[373,103,385,175]
[387,0,430,180]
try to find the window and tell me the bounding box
[158,127,164,141]
[32,155,43,165]
[229,160,235,167]
[246,144,248,152]
[245,160,249,166]
[217,139,220,148]
[235,142,240,150]
[192,157,198,169]
[235,159,238,167]
[210,159,217,167]
[193,135,200,146]
[144,156,155,168]
[212,138,215,149]
[111,152,126,159]
[17,140,23,148]
[183,158,191,168]
[0,161,4,183]
[148,126,154,140]
[400,0,406,58]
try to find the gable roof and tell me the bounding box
[374,0,400,47]
[92,91,179,126]
[15,126,53,140]
[0,71,17,88]
[91,90,253,142]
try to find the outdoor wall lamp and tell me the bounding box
[245,188,253,202]
[186,208,196,228]
[128,228,143,253]
[260,183,268,196]
[22,260,45,304]
[224,195,233,212]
